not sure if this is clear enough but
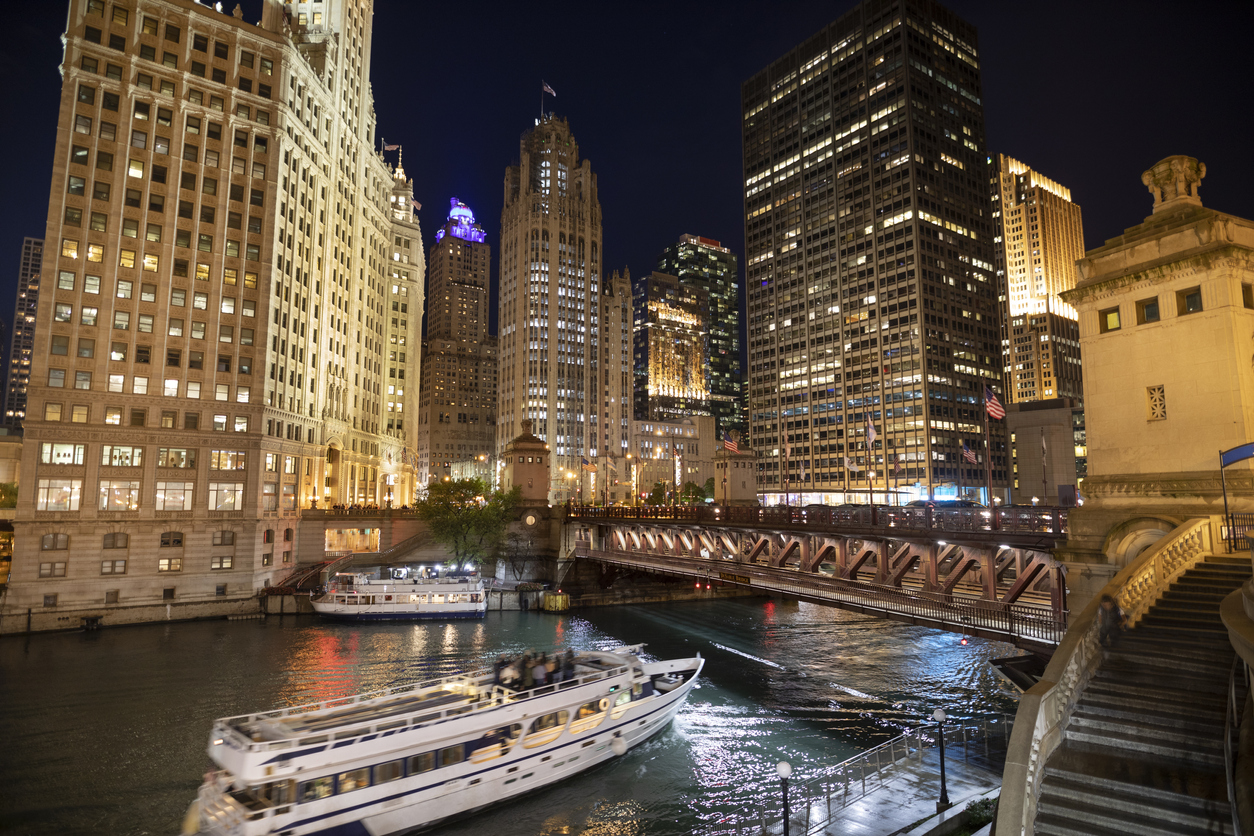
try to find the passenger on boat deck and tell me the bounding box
[545,653,557,683]
[521,654,534,690]
[493,655,507,686]
[500,660,520,689]
[562,649,575,681]
[533,654,548,686]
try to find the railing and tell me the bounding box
[729,715,1013,835]
[994,517,1214,836]
[1224,513,1254,552]
[302,507,421,517]
[578,547,1066,645]
[567,503,1067,539]
[1225,656,1250,836]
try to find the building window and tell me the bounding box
[103,533,129,549]
[41,443,86,465]
[36,479,82,511]
[212,530,235,546]
[98,480,140,511]
[1098,307,1120,333]
[155,482,194,510]
[41,533,70,551]
[262,483,277,511]
[208,483,244,510]
[101,559,127,575]
[102,445,143,467]
[1147,385,1167,421]
[263,529,274,544]
[210,556,233,570]
[39,561,67,577]
[1135,297,1160,324]
[210,450,246,470]
[158,558,182,572]
[160,531,184,548]
[1176,286,1203,315]
[1243,283,1254,310]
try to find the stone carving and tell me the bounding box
[232,3,243,19]
[1141,155,1205,213]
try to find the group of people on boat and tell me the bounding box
[494,649,577,690]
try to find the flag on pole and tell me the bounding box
[723,432,739,454]
[984,385,1006,420]
[581,456,597,473]
[800,459,807,481]
[1042,431,1048,460]
[843,456,863,473]
[411,199,422,211]
[865,417,877,445]
[962,443,978,464]
[383,143,400,151]
[606,458,617,473]
[893,456,905,477]
[542,81,556,96]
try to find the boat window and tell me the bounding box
[570,700,607,733]
[408,752,435,775]
[439,744,464,767]
[337,767,370,793]
[611,690,633,719]
[375,760,403,784]
[297,776,333,802]
[529,712,568,733]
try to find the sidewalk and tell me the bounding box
[771,748,1002,836]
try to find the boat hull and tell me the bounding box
[311,609,486,621]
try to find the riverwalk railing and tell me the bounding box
[567,503,1067,539]
[577,546,1066,646]
[995,517,1214,836]
[730,714,1014,835]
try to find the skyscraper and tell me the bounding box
[4,237,43,430]
[989,154,1084,403]
[4,0,424,632]
[633,270,709,422]
[417,198,497,486]
[742,0,1005,504]
[498,115,631,501]
[656,234,743,439]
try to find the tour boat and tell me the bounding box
[311,573,487,621]
[186,645,704,836]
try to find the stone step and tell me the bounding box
[1141,608,1226,627]
[1201,555,1252,567]
[1110,635,1234,664]
[1101,648,1232,678]
[1045,744,1230,801]
[1083,679,1227,712]
[1068,711,1224,750]
[1074,696,1225,733]
[1188,562,1251,575]
[1159,589,1233,605]
[1035,810,1232,836]
[1038,774,1233,836]
[1064,725,1225,770]
[1090,666,1229,697]
[1171,574,1250,589]
[1131,622,1232,643]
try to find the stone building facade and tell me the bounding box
[417,198,496,488]
[497,115,631,503]
[632,270,709,423]
[2,0,424,633]
[4,238,44,430]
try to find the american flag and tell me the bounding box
[984,386,1006,420]
[542,81,557,96]
[580,456,597,473]
[962,443,978,464]
[383,143,399,151]
[723,432,739,454]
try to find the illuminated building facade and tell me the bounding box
[3,0,425,633]
[497,116,632,502]
[656,234,744,439]
[990,154,1084,404]
[4,237,44,429]
[633,270,709,422]
[742,0,1006,504]
[417,198,497,486]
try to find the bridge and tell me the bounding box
[565,504,1070,651]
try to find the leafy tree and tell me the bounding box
[416,478,522,568]
[645,481,668,506]
[0,482,15,509]
[680,480,706,505]
[703,477,716,500]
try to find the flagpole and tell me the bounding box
[1042,428,1048,504]
[984,388,994,505]
[958,442,964,500]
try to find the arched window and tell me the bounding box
[212,530,235,546]
[41,533,69,550]
[103,532,129,549]
[160,531,183,547]
[284,528,294,542]
[263,529,274,544]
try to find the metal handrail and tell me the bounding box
[1225,655,1249,836]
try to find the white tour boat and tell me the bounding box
[187,645,704,836]
[311,572,487,621]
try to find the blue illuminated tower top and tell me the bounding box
[435,197,487,244]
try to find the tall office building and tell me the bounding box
[4,237,44,429]
[4,0,424,633]
[989,154,1084,403]
[498,115,632,501]
[632,270,709,422]
[742,0,1005,504]
[656,234,744,439]
[417,198,497,486]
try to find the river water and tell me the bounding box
[0,597,1017,835]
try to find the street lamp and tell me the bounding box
[933,708,950,811]
[776,760,792,836]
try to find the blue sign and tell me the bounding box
[1220,442,1254,468]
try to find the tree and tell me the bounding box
[416,478,522,569]
[645,481,668,506]
[0,482,15,509]
[703,477,716,501]
[680,480,706,505]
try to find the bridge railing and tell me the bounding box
[994,517,1214,836]
[567,503,1066,537]
[577,547,1066,645]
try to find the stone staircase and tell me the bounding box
[1034,555,1250,836]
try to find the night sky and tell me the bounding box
[1,0,1252,345]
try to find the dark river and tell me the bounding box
[0,597,1017,835]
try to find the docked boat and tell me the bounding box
[187,645,704,836]
[311,573,487,621]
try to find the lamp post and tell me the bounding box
[933,708,950,811]
[776,760,792,836]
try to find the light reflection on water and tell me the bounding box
[0,597,1017,835]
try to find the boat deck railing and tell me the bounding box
[217,661,634,755]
